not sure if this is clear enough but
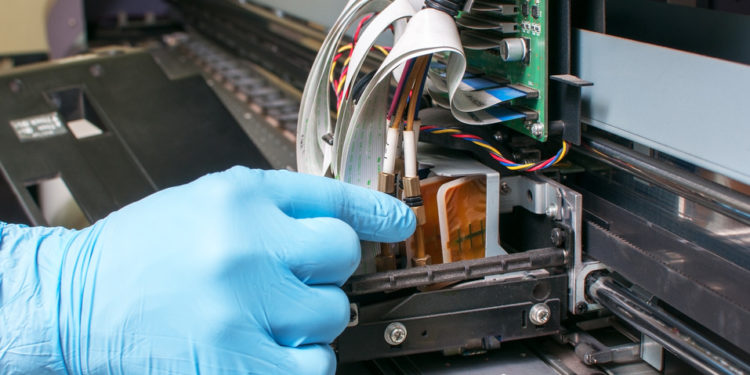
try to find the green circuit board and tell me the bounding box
[464,0,549,142]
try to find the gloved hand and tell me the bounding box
[0,167,415,374]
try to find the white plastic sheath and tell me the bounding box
[383,127,400,174]
[413,120,422,154]
[337,8,467,185]
[296,0,391,176]
[403,130,418,178]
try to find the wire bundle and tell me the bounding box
[420,125,570,171]
[388,55,431,129]
[329,14,391,110]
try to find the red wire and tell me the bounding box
[338,14,375,95]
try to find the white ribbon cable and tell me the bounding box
[296,0,390,175]
[426,57,531,124]
[332,0,419,174]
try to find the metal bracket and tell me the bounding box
[549,74,593,145]
[339,274,568,362]
[501,174,596,314]
[562,330,641,366]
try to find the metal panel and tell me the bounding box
[575,29,750,185]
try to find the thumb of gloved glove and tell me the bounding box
[0,167,415,374]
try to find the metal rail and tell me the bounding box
[344,247,567,295]
[588,275,750,375]
[575,135,750,226]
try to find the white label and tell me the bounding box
[9,112,67,141]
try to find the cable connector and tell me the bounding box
[411,205,427,226]
[376,243,397,271]
[411,226,431,267]
[425,0,467,17]
[378,172,396,195]
[402,176,421,198]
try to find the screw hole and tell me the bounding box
[526,190,533,202]
[532,281,551,301]
[422,330,428,337]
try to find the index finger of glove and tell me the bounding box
[228,168,416,243]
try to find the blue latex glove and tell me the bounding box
[0,167,415,374]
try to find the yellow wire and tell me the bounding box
[329,60,338,84]
[432,129,461,134]
[373,45,389,56]
[430,130,568,171]
[508,164,535,170]
[329,44,354,84]
[472,141,501,154]
[337,72,348,93]
[552,142,569,165]
[329,44,389,87]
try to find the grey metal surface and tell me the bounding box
[501,173,602,314]
[589,275,750,375]
[391,346,559,374]
[576,135,750,226]
[640,335,664,372]
[338,343,559,374]
[575,29,750,185]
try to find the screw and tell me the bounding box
[500,182,511,195]
[529,303,551,326]
[550,228,566,247]
[531,123,544,137]
[384,322,407,345]
[321,133,334,146]
[9,79,23,93]
[584,353,596,365]
[90,64,103,77]
[546,203,558,218]
[493,131,504,142]
[575,302,588,314]
[348,303,359,327]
